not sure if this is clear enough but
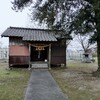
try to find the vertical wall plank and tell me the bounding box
[49,44,51,69]
[29,44,31,68]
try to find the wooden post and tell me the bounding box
[49,44,51,69]
[28,44,31,70]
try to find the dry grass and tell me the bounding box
[1,59,100,100]
[50,60,100,100]
[0,60,31,100]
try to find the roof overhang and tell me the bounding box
[1,27,59,42]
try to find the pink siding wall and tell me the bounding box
[9,45,29,56]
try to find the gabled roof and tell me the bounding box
[1,27,62,41]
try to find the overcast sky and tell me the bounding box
[0,0,82,50]
[0,0,30,47]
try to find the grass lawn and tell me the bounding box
[50,60,100,100]
[0,60,31,100]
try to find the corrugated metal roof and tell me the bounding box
[1,27,59,41]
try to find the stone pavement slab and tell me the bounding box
[24,69,68,100]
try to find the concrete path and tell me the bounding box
[24,69,68,100]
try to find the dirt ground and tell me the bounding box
[50,61,100,100]
[62,69,100,92]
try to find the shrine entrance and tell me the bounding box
[31,46,48,61]
[29,43,51,69]
[30,44,49,62]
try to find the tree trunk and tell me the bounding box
[97,38,100,71]
[93,7,100,76]
[93,36,100,77]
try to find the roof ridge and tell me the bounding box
[9,26,62,32]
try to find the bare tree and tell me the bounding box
[76,34,96,53]
[66,40,71,48]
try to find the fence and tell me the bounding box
[0,48,9,60]
[66,49,83,61]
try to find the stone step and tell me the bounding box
[31,63,48,69]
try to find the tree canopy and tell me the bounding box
[12,0,96,38]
